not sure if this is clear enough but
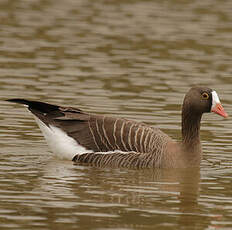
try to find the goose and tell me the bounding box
[7,86,228,168]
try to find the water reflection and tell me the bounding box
[32,160,202,229]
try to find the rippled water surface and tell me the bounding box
[1,0,232,229]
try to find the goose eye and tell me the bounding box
[202,92,209,100]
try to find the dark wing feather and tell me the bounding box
[7,99,60,113]
[53,113,153,153]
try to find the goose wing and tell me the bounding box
[7,99,170,159]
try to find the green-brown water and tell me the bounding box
[1,0,232,229]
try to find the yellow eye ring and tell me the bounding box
[202,92,209,100]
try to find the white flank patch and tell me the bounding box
[34,116,93,160]
[211,90,221,111]
[94,150,136,155]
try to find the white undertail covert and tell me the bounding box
[34,116,93,160]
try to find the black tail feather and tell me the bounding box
[7,99,59,113]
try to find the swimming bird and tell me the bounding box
[7,86,228,168]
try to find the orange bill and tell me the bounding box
[211,103,228,118]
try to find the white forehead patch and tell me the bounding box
[211,91,221,110]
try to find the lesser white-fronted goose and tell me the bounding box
[7,86,228,168]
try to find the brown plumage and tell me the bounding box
[7,86,228,168]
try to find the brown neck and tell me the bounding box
[181,107,202,153]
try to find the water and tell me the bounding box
[0,0,232,229]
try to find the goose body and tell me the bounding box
[7,87,228,168]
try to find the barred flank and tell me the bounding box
[72,152,145,168]
[72,115,170,168]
